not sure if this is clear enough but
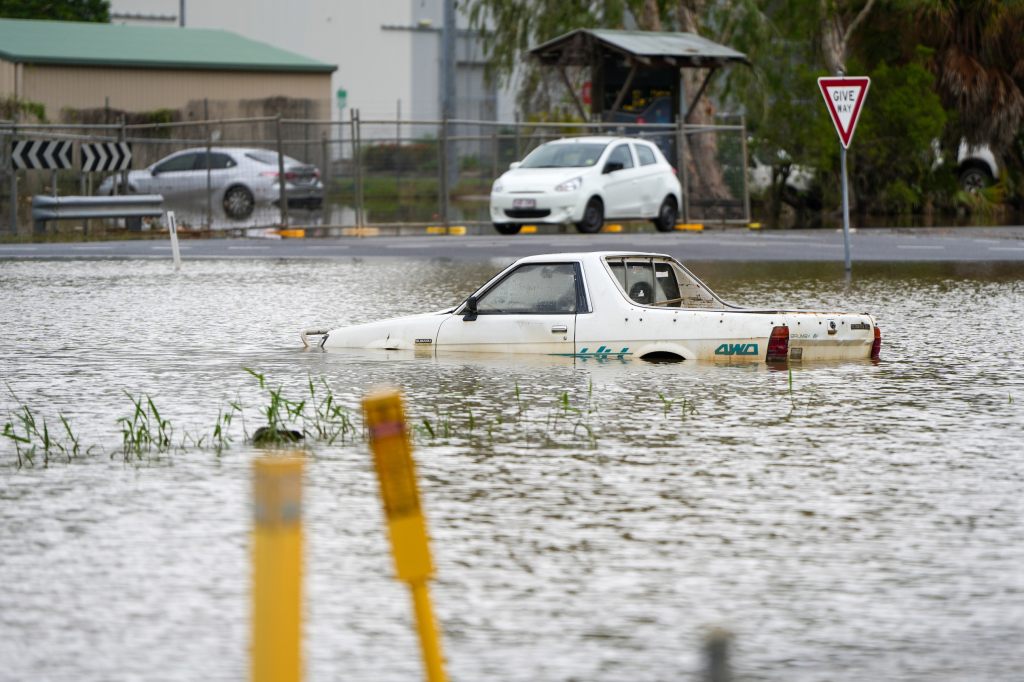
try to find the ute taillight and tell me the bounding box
[871,326,882,360]
[766,325,789,362]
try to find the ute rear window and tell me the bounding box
[605,256,722,309]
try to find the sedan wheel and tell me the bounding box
[223,185,255,219]
[493,223,522,235]
[652,197,678,233]
[575,198,604,234]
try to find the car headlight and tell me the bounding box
[555,176,582,192]
[492,179,504,193]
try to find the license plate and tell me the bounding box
[513,198,536,209]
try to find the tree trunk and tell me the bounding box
[677,0,733,209]
[639,0,662,31]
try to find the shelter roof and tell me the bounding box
[530,28,749,68]
[0,18,336,73]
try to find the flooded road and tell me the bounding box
[1,257,1023,681]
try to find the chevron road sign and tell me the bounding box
[82,142,132,172]
[10,140,73,170]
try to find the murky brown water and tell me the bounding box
[1,257,1023,681]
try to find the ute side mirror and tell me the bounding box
[463,295,478,321]
[603,161,624,174]
[509,161,521,171]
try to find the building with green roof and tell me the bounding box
[0,18,337,122]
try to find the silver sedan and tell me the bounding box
[98,146,324,219]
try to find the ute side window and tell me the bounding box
[476,263,578,314]
[606,257,719,308]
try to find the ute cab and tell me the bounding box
[303,252,881,363]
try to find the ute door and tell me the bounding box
[435,262,583,354]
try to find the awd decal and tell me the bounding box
[714,342,759,356]
[414,338,433,344]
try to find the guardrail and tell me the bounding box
[32,194,163,231]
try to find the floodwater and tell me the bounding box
[1,256,1022,682]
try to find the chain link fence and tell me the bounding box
[2,114,748,235]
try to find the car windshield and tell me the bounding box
[519,142,608,168]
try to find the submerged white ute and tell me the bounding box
[302,251,881,363]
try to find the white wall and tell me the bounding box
[110,0,415,122]
[110,0,517,123]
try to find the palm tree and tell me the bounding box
[914,0,1024,152]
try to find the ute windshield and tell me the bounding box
[519,142,608,169]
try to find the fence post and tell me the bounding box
[740,115,751,226]
[6,123,15,234]
[350,108,364,228]
[676,116,691,224]
[276,115,289,227]
[491,128,498,181]
[320,131,328,189]
[119,116,128,196]
[206,118,213,230]
[439,117,449,230]
[514,114,520,160]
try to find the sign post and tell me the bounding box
[363,388,447,682]
[818,76,870,272]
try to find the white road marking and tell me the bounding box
[989,246,1024,252]
[227,246,271,250]
[896,245,945,250]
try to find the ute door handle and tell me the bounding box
[551,325,568,333]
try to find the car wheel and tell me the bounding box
[652,196,678,232]
[223,185,255,219]
[958,164,993,194]
[493,223,522,235]
[575,197,604,234]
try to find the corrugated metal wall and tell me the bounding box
[14,65,330,121]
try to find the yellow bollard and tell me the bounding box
[252,456,304,682]
[362,389,447,682]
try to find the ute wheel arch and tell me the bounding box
[640,351,685,363]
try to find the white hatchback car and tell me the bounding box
[489,137,682,235]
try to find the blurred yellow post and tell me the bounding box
[252,456,304,682]
[362,389,447,682]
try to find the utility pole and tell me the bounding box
[441,0,456,186]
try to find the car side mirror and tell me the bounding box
[509,161,521,171]
[603,161,624,174]
[463,295,478,321]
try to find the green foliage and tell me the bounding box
[851,54,948,213]
[0,96,46,123]
[362,141,438,173]
[117,393,173,459]
[0,0,110,22]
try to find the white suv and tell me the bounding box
[489,136,683,235]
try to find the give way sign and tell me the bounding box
[818,77,871,148]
